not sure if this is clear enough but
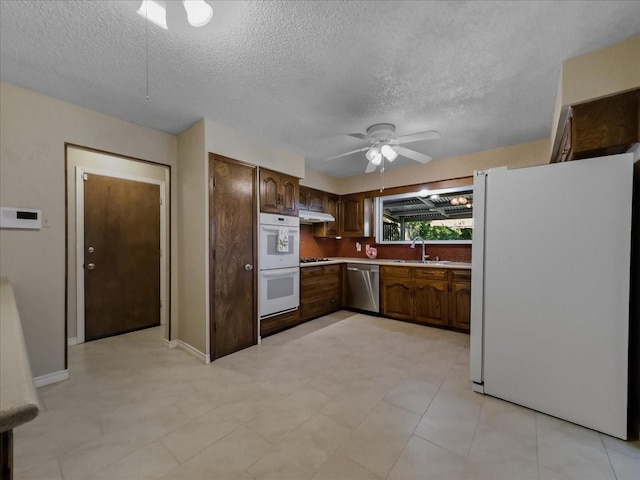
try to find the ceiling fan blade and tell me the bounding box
[365,161,377,174]
[348,133,373,141]
[324,146,370,162]
[396,130,440,144]
[395,146,433,164]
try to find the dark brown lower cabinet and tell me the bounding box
[300,264,343,321]
[380,279,413,320]
[449,270,472,331]
[414,279,449,326]
[260,308,300,338]
[381,266,470,332]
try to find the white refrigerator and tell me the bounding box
[470,153,634,440]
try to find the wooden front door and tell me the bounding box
[210,154,257,359]
[84,174,160,341]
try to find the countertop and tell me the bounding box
[300,257,472,269]
[0,277,40,433]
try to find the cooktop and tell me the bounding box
[300,257,330,263]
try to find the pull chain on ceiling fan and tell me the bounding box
[325,123,440,174]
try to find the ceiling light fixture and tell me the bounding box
[137,0,213,29]
[450,196,469,206]
[365,146,380,162]
[381,144,398,162]
[366,144,397,167]
[366,147,383,166]
[137,0,167,29]
[183,0,213,27]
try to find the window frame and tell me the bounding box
[374,185,474,245]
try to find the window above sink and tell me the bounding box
[375,185,473,244]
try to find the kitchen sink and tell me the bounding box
[392,259,451,264]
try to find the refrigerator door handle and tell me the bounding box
[470,170,488,391]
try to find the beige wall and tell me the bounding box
[337,138,550,195]
[176,120,208,356]
[562,35,640,107]
[204,119,305,178]
[65,147,170,340]
[0,82,178,377]
[300,167,340,194]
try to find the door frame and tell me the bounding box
[75,166,168,344]
[208,153,258,360]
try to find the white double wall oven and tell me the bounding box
[258,213,300,319]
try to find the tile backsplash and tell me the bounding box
[300,225,471,262]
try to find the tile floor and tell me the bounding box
[15,312,640,480]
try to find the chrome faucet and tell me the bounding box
[411,236,429,262]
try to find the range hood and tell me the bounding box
[298,210,335,224]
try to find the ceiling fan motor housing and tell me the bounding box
[366,123,397,142]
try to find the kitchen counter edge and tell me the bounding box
[299,258,471,269]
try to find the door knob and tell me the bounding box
[87,263,95,271]
[88,246,95,253]
[244,264,254,270]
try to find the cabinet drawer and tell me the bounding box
[322,264,341,275]
[381,266,413,278]
[301,275,340,298]
[414,268,447,280]
[450,269,471,281]
[261,309,300,337]
[301,266,323,278]
[301,292,340,321]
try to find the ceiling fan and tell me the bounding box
[325,123,440,173]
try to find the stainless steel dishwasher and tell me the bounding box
[346,263,380,313]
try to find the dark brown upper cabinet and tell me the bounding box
[259,168,299,216]
[551,89,639,163]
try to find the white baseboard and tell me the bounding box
[164,339,178,349]
[176,340,209,364]
[67,337,78,346]
[34,369,69,388]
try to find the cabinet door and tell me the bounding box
[414,279,449,326]
[307,189,324,212]
[280,175,299,215]
[325,194,340,236]
[298,186,309,211]
[450,280,471,331]
[260,169,281,214]
[381,278,413,320]
[341,193,363,237]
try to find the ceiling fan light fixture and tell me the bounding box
[366,146,380,162]
[137,0,168,29]
[381,144,398,162]
[371,152,383,166]
[182,0,213,27]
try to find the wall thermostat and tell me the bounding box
[0,207,42,229]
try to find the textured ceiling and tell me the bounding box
[1,1,639,178]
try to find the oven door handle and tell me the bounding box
[261,267,300,278]
[261,226,300,233]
